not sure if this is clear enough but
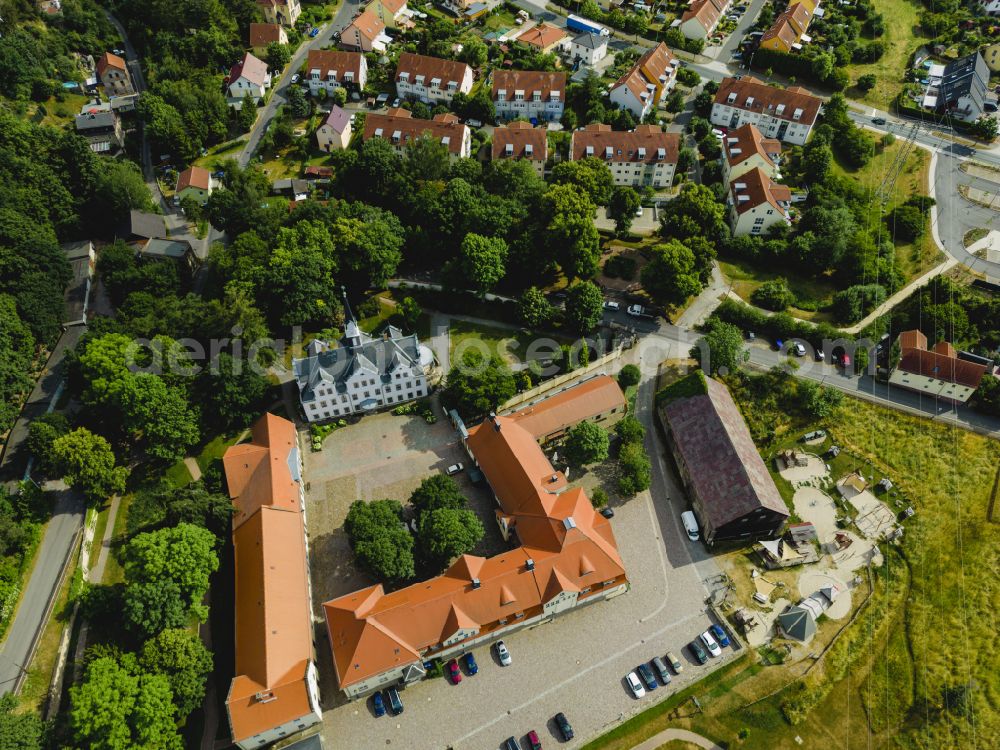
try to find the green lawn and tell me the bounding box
[718,260,838,322]
[844,0,930,108]
[447,319,572,367]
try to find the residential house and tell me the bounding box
[659,374,789,546]
[316,105,352,151]
[710,76,822,145]
[983,42,1000,72]
[139,239,197,270]
[726,166,792,236]
[74,102,124,154]
[306,50,367,96]
[977,0,1000,16]
[570,124,680,189]
[117,210,167,244]
[679,0,730,41]
[222,414,322,749]
[341,9,391,53]
[759,2,815,53]
[369,0,408,29]
[491,121,548,177]
[227,53,271,106]
[608,42,678,120]
[249,23,288,57]
[888,330,989,403]
[175,166,212,206]
[272,179,310,201]
[292,293,434,421]
[363,109,472,159]
[395,53,473,105]
[502,375,627,443]
[921,52,990,122]
[324,383,629,699]
[514,22,569,55]
[257,0,301,27]
[569,33,609,67]
[96,51,133,95]
[492,70,566,122]
[721,123,782,184]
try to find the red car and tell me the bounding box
[526,729,542,749]
[446,659,462,684]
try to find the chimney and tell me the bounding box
[525,558,534,571]
[471,577,481,589]
[489,412,501,432]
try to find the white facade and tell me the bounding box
[494,89,563,122]
[308,54,367,96]
[569,35,608,66]
[228,73,271,103]
[234,664,322,750]
[729,200,790,236]
[710,101,814,145]
[887,369,980,403]
[978,0,1000,15]
[396,65,473,104]
[317,121,351,151]
[609,81,655,120]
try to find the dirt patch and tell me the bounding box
[598,245,648,293]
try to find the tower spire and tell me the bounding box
[341,286,356,325]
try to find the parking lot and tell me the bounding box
[305,380,736,749]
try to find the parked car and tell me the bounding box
[681,510,699,542]
[710,623,731,648]
[773,338,784,351]
[446,462,464,476]
[604,300,620,311]
[309,26,320,37]
[526,729,542,750]
[466,118,483,128]
[495,640,512,666]
[554,712,574,740]
[651,656,672,685]
[814,347,825,361]
[626,671,646,698]
[666,651,683,673]
[689,639,708,664]
[372,691,386,717]
[626,304,652,318]
[384,686,403,715]
[700,630,722,657]
[636,662,658,691]
[712,128,725,139]
[464,652,478,675]
[600,506,615,519]
[872,116,887,125]
[446,659,462,684]
[504,737,519,750]
[391,97,401,108]
[635,205,644,217]
[793,342,807,357]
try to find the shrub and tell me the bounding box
[590,488,608,508]
[618,442,651,496]
[603,254,637,280]
[750,278,795,312]
[617,364,641,388]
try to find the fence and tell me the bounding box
[497,345,625,413]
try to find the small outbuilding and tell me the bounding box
[777,605,816,642]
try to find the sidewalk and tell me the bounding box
[631,728,724,750]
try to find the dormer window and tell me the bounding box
[374,127,384,137]
[727,92,737,104]
[585,145,594,156]
[505,143,513,155]
[656,147,665,160]
[637,147,646,159]
[431,77,441,88]
[497,88,507,101]
[327,70,337,82]
[344,71,354,82]
[391,130,401,143]
[441,136,450,146]
[415,74,425,85]
[775,104,785,115]
[792,107,803,120]
[514,89,524,101]
[525,144,533,155]
[745,96,755,107]
[551,91,560,101]
[447,81,457,91]
[533,90,541,102]
[399,72,410,82]
[605,146,613,159]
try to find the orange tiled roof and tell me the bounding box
[516,22,568,50]
[492,121,548,162]
[363,111,469,154]
[681,0,727,33]
[724,124,782,169]
[730,166,790,214]
[96,51,126,76]
[249,22,284,48]
[491,69,566,101]
[346,8,385,42]
[571,124,680,165]
[176,166,210,192]
[508,375,626,439]
[395,52,470,87]
[714,76,822,125]
[223,412,301,529]
[306,49,365,81]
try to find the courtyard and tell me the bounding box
[300,375,733,749]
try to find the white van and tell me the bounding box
[681,511,700,542]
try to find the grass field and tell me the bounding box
[844,0,930,109]
[830,140,944,284]
[719,260,838,322]
[585,387,1000,750]
[447,319,575,367]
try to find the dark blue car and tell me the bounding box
[372,691,386,717]
[464,652,478,675]
[710,623,731,648]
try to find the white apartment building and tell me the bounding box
[395,53,473,105]
[306,49,367,96]
[727,167,792,236]
[492,70,566,123]
[710,76,821,145]
[570,124,679,189]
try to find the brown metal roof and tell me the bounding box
[571,124,680,165]
[663,377,788,529]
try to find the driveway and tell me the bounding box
[311,360,730,749]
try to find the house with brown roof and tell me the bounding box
[722,123,782,184]
[341,9,391,53]
[727,166,792,236]
[175,166,212,205]
[324,380,630,699]
[570,124,680,188]
[710,76,821,145]
[306,49,367,97]
[370,0,409,29]
[492,69,566,122]
[257,0,301,27]
[227,52,271,107]
[491,121,548,176]
[364,109,471,159]
[679,0,731,41]
[395,53,473,105]
[514,22,569,54]
[501,375,627,443]
[249,23,288,57]
[760,2,815,53]
[222,414,322,749]
[608,42,679,120]
[660,373,789,546]
[316,105,352,151]
[96,51,133,96]
[888,329,989,403]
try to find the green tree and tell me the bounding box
[564,421,610,465]
[540,183,601,278]
[443,349,517,419]
[607,185,641,235]
[751,278,795,311]
[198,352,269,430]
[410,475,467,515]
[641,240,702,306]
[811,52,834,82]
[972,116,999,141]
[802,140,832,184]
[888,204,925,242]
[26,412,70,476]
[830,284,887,324]
[265,42,291,72]
[857,73,877,91]
[456,233,508,293]
[564,280,604,333]
[403,133,451,184]
[344,499,415,580]
[417,507,484,565]
[119,374,200,461]
[70,656,182,750]
[618,364,641,388]
[236,93,257,132]
[286,84,309,118]
[517,287,554,328]
[618,441,651,496]
[53,429,129,502]
[614,415,645,444]
[458,37,488,67]
[122,523,219,636]
[330,210,404,289]
[695,318,748,375]
[0,694,46,750]
[659,182,727,243]
[397,296,422,329]
[676,67,701,87]
[550,157,614,205]
[263,220,338,327]
[140,628,213,718]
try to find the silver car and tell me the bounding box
[495,640,511,666]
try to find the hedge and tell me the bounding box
[710,298,856,349]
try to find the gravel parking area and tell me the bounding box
[310,377,734,749]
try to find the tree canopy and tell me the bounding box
[344,499,415,581]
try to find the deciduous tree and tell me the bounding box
[140,628,213,718]
[564,280,604,333]
[564,421,610,465]
[344,499,415,580]
[53,429,129,502]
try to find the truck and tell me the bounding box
[567,14,610,37]
[626,304,654,319]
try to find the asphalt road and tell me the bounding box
[0,486,85,695]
